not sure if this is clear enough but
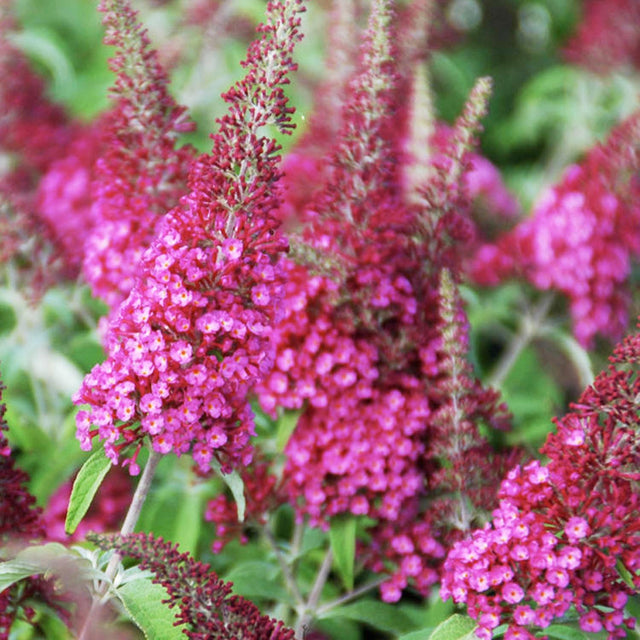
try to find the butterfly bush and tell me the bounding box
[206,0,518,603]
[73,0,304,474]
[471,112,640,346]
[564,0,640,73]
[1,0,640,637]
[82,0,196,309]
[441,325,640,640]
[91,532,296,639]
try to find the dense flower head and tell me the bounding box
[0,7,76,181]
[0,6,86,285]
[90,532,295,639]
[441,322,640,639]
[0,377,42,540]
[284,381,429,528]
[564,0,640,73]
[248,0,514,602]
[74,0,305,474]
[82,0,196,309]
[36,123,105,274]
[471,111,640,346]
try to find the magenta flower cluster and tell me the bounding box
[207,2,518,602]
[442,329,640,640]
[73,0,304,474]
[472,112,640,346]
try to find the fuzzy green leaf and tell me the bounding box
[276,410,301,451]
[0,543,93,592]
[545,625,591,640]
[426,614,477,640]
[324,599,415,634]
[117,579,185,640]
[212,460,246,522]
[65,448,112,535]
[615,558,637,590]
[0,560,41,592]
[399,630,434,640]
[329,515,356,591]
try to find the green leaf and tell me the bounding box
[212,460,246,522]
[0,543,93,592]
[316,616,361,640]
[65,448,112,535]
[276,410,300,451]
[0,560,42,592]
[67,334,105,371]
[117,579,185,640]
[616,558,637,590]
[329,515,356,591]
[0,301,16,336]
[399,629,435,640]
[224,560,293,604]
[427,614,477,640]
[172,487,205,556]
[545,625,591,640]
[324,599,415,634]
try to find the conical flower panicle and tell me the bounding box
[564,0,640,73]
[416,77,493,267]
[441,321,640,640]
[83,0,196,309]
[252,3,513,603]
[0,377,42,539]
[427,270,514,531]
[90,532,295,639]
[471,109,640,346]
[74,0,305,474]
[0,7,86,285]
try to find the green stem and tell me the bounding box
[487,292,554,389]
[315,576,386,616]
[77,447,162,640]
[264,524,305,608]
[294,547,333,639]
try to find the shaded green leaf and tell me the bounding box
[65,448,112,535]
[427,613,477,640]
[172,487,205,556]
[324,599,415,634]
[329,516,356,591]
[616,558,637,590]
[0,560,41,592]
[545,625,591,640]
[316,616,361,640]
[224,560,293,604]
[276,410,300,451]
[117,579,185,640]
[212,460,246,522]
[0,543,93,592]
[399,629,435,640]
[0,302,16,336]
